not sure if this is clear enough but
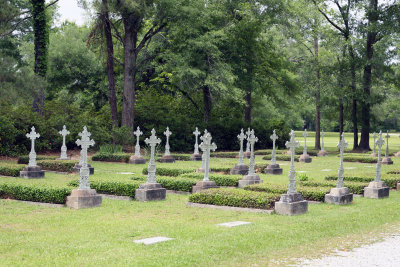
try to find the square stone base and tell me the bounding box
[190,154,202,161]
[231,164,249,175]
[381,157,393,165]
[317,150,328,157]
[73,164,94,175]
[135,183,166,201]
[397,183,400,191]
[66,189,102,209]
[299,154,312,163]
[370,153,377,157]
[238,174,263,188]
[192,180,219,193]
[274,193,308,216]
[364,181,390,199]
[324,187,353,205]
[264,164,283,175]
[394,152,400,157]
[243,152,251,159]
[129,155,146,164]
[20,166,45,179]
[161,155,175,163]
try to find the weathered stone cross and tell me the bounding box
[302,129,308,155]
[27,126,40,167]
[375,131,385,182]
[285,130,300,194]
[76,126,95,190]
[321,130,325,151]
[245,128,251,153]
[372,132,377,154]
[270,129,278,165]
[145,129,161,183]
[199,132,217,181]
[193,127,201,154]
[164,127,172,156]
[237,129,247,165]
[134,126,143,157]
[248,130,258,175]
[200,129,209,170]
[59,125,70,160]
[337,132,348,188]
[385,131,390,157]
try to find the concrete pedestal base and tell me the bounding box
[238,174,263,188]
[299,154,312,163]
[274,193,308,216]
[73,164,94,175]
[394,152,400,157]
[317,150,328,157]
[161,155,175,163]
[381,157,393,165]
[231,164,249,175]
[192,180,219,193]
[196,168,211,173]
[243,152,251,159]
[19,166,45,178]
[66,189,102,209]
[135,183,166,201]
[190,153,202,161]
[397,183,400,191]
[264,164,283,175]
[364,181,390,199]
[129,155,146,164]
[325,187,353,205]
[370,153,377,157]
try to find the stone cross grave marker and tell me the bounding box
[145,129,162,183]
[199,132,217,181]
[302,129,308,155]
[200,129,208,170]
[76,126,95,190]
[245,128,251,153]
[373,132,377,154]
[59,125,70,160]
[248,130,258,175]
[285,130,300,193]
[375,131,385,182]
[237,128,247,165]
[321,130,325,151]
[134,126,143,156]
[163,127,172,156]
[337,132,348,188]
[27,126,40,167]
[193,127,201,154]
[385,131,390,157]
[270,129,278,165]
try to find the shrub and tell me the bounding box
[142,167,195,177]
[300,181,367,195]
[99,144,123,154]
[0,164,25,177]
[156,176,197,192]
[68,179,141,197]
[210,167,231,174]
[324,175,400,189]
[262,154,300,161]
[0,183,71,204]
[387,170,400,174]
[298,173,309,181]
[179,173,242,186]
[37,160,77,172]
[170,154,191,161]
[189,188,280,209]
[210,152,237,158]
[17,155,57,164]
[92,153,131,163]
[342,156,377,163]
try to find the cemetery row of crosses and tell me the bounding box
[19,124,399,214]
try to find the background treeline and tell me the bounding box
[0,0,399,156]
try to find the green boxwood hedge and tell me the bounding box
[92,153,131,163]
[210,152,237,158]
[169,154,191,161]
[325,175,400,189]
[300,180,367,195]
[387,170,400,174]
[0,183,72,204]
[189,188,280,209]
[37,160,78,172]
[142,167,195,177]
[0,164,25,177]
[17,155,57,164]
[262,154,300,161]
[179,173,242,186]
[155,176,197,192]
[341,156,377,163]
[210,167,232,174]
[68,179,141,197]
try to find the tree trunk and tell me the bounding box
[31,0,48,116]
[347,45,358,150]
[314,37,321,150]
[102,0,118,127]
[352,98,358,150]
[245,89,251,123]
[121,14,140,129]
[203,85,211,122]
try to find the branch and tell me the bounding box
[109,19,124,43]
[312,0,345,34]
[136,22,167,54]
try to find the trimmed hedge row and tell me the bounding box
[0,183,71,204]
[142,167,195,177]
[210,167,232,174]
[300,181,367,195]
[0,164,25,177]
[156,176,197,192]
[17,155,57,164]
[169,154,191,161]
[210,152,237,158]
[179,173,242,187]
[189,188,280,209]
[92,153,131,163]
[37,160,78,172]
[325,175,400,189]
[341,156,377,163]
[387,170,400,174]
[262,154,300,161]
[68,179,141,197]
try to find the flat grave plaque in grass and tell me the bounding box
[217,221,251,228]
[133,237,174,245]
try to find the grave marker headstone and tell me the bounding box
[191,127,202,161]
[20,126,45,178]
[244,128,251,158]
[265,129,283,174]
[325,133,353,205]
[364,131,390,199]
[239,130,263,187]
[135,129,166,201]
[197,129,209,173]
[129,126,146,164]
[161,127,175,163]
[58,125,70,160]
[66,126,102,209]
[299,129,312,163]
[231,129,249,175]
[317,130,328,157]
[275,130,308,215]
[381,131,393,164]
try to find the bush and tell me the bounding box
[210,152,237,158]
[298,173,309,181]
[68,179,141,197]
[156,176,197,192]
[17,155,57,164]
[37,160,78,172]
[210,167,231,174]
[387,170,400,174]
[170,154,192,161]
[92,153,131,163]
[324,175,400,189]
[179,173,242,186]
[189,188,280,209]
[262,154,300,161]
[341,156,377,163]
[0,164,25,177]
[300,181,367,195]
[142,167,195,177]
[0,183,72,204]
[99,144,123,154]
